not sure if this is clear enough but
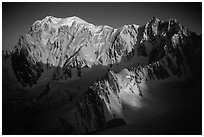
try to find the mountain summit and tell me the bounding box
[2,16,202,134]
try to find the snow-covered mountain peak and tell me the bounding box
[2,15,202,134]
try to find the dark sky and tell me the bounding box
[2,2,202,50]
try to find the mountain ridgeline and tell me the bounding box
[2,16,201,134]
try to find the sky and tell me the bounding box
[2,2,202,51]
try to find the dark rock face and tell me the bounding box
[11,48,44,87]
[77,87,106,130]
[147,62,170,80]
[137,43,148,57]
